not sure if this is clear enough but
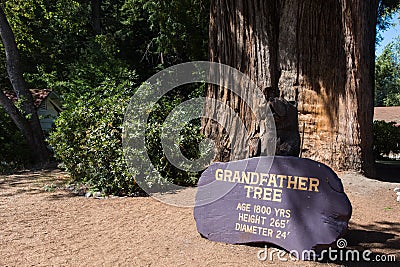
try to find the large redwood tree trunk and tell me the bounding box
[203,0,377,175]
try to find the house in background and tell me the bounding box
[4,89,63,132]
[374,106,400,126]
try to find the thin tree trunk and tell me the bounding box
[203,0,377,175]
[0,6,49,166]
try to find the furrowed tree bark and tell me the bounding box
[0,5,49,166]
[203,0,377,175]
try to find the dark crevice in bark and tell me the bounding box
[294,1,303,87]
[266,0,281,99]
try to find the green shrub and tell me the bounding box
[49,74,139,195]
[49,73,204,195]
[145,91,203,187]
[373,120,400,159]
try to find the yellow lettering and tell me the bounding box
[287,176,298,189]
[244,185,252,198]
[224,169,232,182]
[232,171,241,183]
[272,189,282,202]
[277,175,287,188]
[285,209,291,218]
[250,172,260,185]
[267,174,278,187]
[215,169,223,181]
[253,186,262,199]
[298,177,308,190]
[236,203,251,212]
[309,178,320,192]
[259,173,269,186]
[263,187,272,200]
[242,171,250,184]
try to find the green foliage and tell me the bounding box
[120,0,209,69]
[2,0,92,88]
[1,0,209,85]
[145,85,205,187]
[49,73,204,194]
[1,0,209,193]
[0,108,33,173]
[375,40,400,106]
[373,120,400,159]
[377,0,400,44]
[49,73,140,195]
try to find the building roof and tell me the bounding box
[374,106,400,124]
[4,89,53,108]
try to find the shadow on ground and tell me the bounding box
[0,169,69,198]
[246,221,399,266]
[374,161,400,183]
[320,221,400,266]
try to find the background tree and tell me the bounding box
[376,0,400,43]
[203,0,380,175]
[0,5,49,165]
[375,0,400,106]
[0,0,209,181]
[375,39,400,106]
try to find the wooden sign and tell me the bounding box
[194,156,352,260]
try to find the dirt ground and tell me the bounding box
[0,168,399,266]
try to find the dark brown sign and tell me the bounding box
[194,156,352,260]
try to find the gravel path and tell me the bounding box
[0,169,399,266]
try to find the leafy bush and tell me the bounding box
[373,120,400,159]
[49,73,139,195]
[145,88,204,188]
[49,72,204,195]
